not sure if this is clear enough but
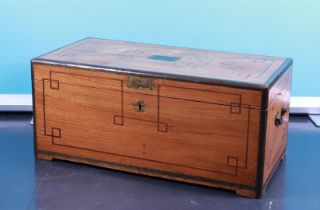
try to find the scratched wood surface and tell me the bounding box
[35,37,286,86]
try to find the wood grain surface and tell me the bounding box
[263,68,292,186]
[32,52,291,198]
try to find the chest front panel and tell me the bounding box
[33,64,262,188]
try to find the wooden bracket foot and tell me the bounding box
[235,189,257,198]
[37,153,54,161]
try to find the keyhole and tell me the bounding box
[138,103,142,111]
[134,100,145,112]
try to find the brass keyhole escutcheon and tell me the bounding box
[127,76,153,90]
[133,100,145,112]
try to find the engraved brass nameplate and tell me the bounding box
[127,76,153,90]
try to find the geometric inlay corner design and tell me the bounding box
[50,79,60,89]
[227,156,239,175]
[157,122,168,132]
[114,115,124,126]
[51,127,61,137]
[230,103,241,114]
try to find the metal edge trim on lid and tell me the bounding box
[32,58,271,91]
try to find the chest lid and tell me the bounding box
[32,37,292,90]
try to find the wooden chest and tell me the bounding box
[31,38,292,198]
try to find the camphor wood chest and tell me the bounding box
[32,38,292,198]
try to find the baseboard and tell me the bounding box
[0,94,319,114]
[290,97,320,114]
[0,94,33,112]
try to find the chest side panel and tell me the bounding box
[263,68,292,185]
[33,64,263,188]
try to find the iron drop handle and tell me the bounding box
[275,107,287,127]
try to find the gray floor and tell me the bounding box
[0,114,319,210]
